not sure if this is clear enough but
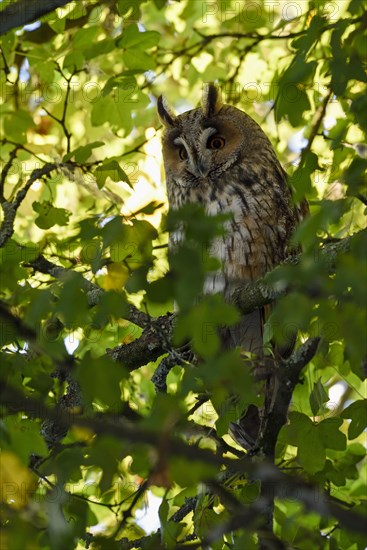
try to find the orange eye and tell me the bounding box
[178,146,188,160]
[207,135,225,150]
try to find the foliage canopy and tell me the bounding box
[0,1,366,549]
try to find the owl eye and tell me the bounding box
[178,146,188,160]
[207,135,225,150]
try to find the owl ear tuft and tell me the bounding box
[202,83,223,117]
[157,95,177,128]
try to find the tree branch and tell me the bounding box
[260,338,321,460]
[100,231,360,373]
[0,146,19,201]
[106,313,174,370]
[43,65,79,153]
[0,163,58,248]
[0,0,73,36]
[232,232,357,315]
[23,231,360,382]
[298,88,333,168]
[27,254,151,328]
[1,380,366,538]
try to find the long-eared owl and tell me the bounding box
[158,84,300,450]
[158,84,300,359]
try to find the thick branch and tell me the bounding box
[106,313,174,371]
[0,0,73,36]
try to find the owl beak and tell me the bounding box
[195,159,210,178]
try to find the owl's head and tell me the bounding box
[157,84,276,191]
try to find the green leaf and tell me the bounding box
[159,497,184,549]
[169,245,205,310]
[194,495,227,540]
[63,50,84,72]
[281,58,318,86]
[3,416,47,465]
[72,26,99,49]
[169,456,217,488]
[118,24,159,71]
[329,21,351,95]
[309,377,329,416]
[64,498,90,538]
[48,16,66,34]
[32,201,70,229]
[291,199,347,249]
[75,353,125,407]
[316,418,346,451]
[102,75,137,97]
[283,413,347,474]
[0,240,36,290]
[232,531,258,550]
[316,443,365,486]
[22,287,55,326]
[118,24,160,49]
[92,290,128,326]
[140,394,183,433]
[298,427,326,474]
[94,160,130,188]
[341,400,367,439]
[116,0,144,18]
[84,39,115,60]
[146,275,175,304]
[56,272,88,325]
[3,110,35,143]
[283,412,325,473]
[266,292,313,348]
[64,141,104,163]
[84,436,124,492]
[153,0,167,7]
[105,218,157,269]
[123,49,155,71]
[275,57,316,125]
[343,157,367,194]
[182,351,259,420]
[276,87,311,127]
[290,15,324,53]
[174,295,239,357]
[351,93,367,132]
[90,93,139,133]
[214,395,255,438]
[47,447,84,485]
[289,151,320,201]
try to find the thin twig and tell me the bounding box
[0,146,19,201]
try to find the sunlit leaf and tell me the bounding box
[0,452,37,509]
[32,201,70,229]
[309,377,329,416]
[94,160,130,188]
[341,400,367,439]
